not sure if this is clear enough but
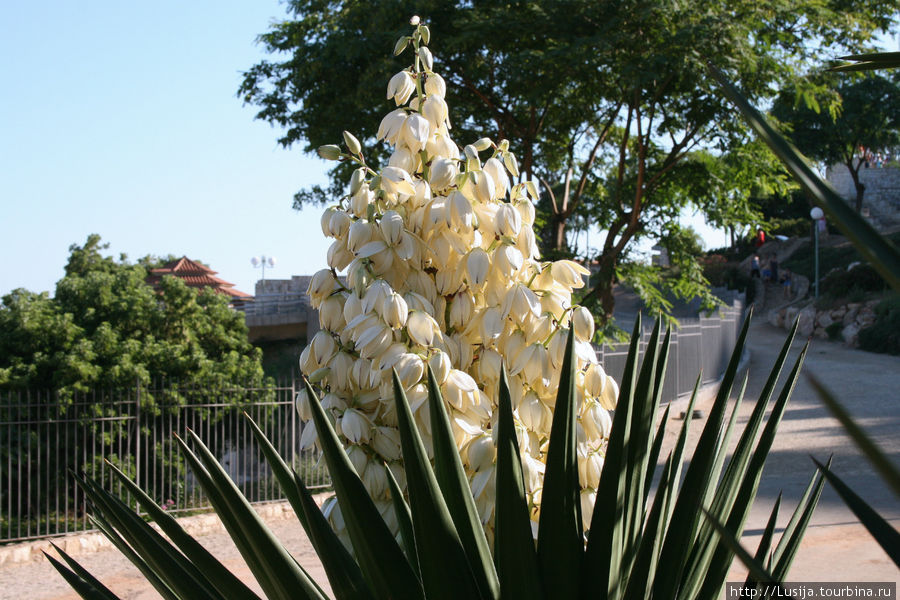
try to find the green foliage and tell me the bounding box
[240,1,894,325]
[0,234,265,395]
[51,318,825,599]
[858,295,900,355]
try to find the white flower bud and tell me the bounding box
[573,306,595,342]
[581,400,612,440]
[381,292,409,329]
[551,260,590,289]
[429,157,458,190]
[343,131,361,155]
[307,269,337,306]
[402,114,431,153]
[327,240,353,272]
[418,46,433,71]
[294,387,312,420]
[317,144,341,160]
[496,202,522,237]
[372,426,402,461]
[407,311,438,347]
[583,363,607,398]
[580,488,597,531]
[427,132,458,160]
[378,108,408,144]
[387,71,415,106]
[381,166,417,196]
[347,220,374,254]
[380,210,405,246]
[466,248,490,287]
[422,94,448,130]
[428,350,451,384]
[599,375,619,410]
[362,460,388,497]
[466,435,495,472]
[483,157,509,198]
[424,72,446,98]
[395,353,425,389]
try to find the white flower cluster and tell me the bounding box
[298,19,619,544]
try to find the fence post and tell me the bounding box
[135,378,141,490]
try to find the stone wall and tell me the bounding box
[826,164,900,231]
[768,299,879,347]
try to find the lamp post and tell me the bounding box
[251,255,277,283]
[810,207,824,299]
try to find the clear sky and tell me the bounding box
[1,5,895,299]
[1,1,332,298]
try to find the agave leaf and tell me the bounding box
[583,315,642,600]
[829,51,900,72]
[494,367,543,600]
[679,375,747,596]
[87,513,180,600]
[744,493,781,591]
[701,508,782,588]
[303,378,425,599]
[683,317,800,586]
[771,460,830,581]
[623,319,664,564]
[652,311,752,600]
[44,543,122,600]
[104,461,262,600]
[76,475,219,600]
[708,65,900,290]
[621,455,674,600]
[243,414,373,600]
[424,366,500,598]
[537,327,583,598]
[180,431,328,600]
[808,375,900,499]
[812,459,900,569]
[391,370,485,600]
[385,462,420,577]
[643,404,671,507]
[695,341,809,599]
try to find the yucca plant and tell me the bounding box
[48,312,825,599]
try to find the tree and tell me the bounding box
[240,0,895,324]
[0,235,265,394]
[772,74,900,213]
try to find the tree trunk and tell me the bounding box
[847,161,865,213]
[586,254,618,327]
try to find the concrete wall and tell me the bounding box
[826,164,900,230]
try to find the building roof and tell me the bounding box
[147,257,252,300]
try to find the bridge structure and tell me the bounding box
[236,276,320,345]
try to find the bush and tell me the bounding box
[820,263,888,298]
[825,321,843,341]
[859,296,900,355]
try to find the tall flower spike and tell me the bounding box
[298,19,618,542]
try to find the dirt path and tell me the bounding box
[2,318,898,598]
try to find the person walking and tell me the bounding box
[750,254,761,278]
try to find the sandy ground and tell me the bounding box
[2,318,898,598]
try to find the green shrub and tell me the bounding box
[859,296,900,355]
[825,321,843,341]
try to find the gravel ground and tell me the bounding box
[2,318,898,598]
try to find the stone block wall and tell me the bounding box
[826,164,900,231]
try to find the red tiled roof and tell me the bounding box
[146,256,251,300]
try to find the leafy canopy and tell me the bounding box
[240,0,895,325]
[0,235,265,393]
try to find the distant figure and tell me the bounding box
[781,270,792,300]
[754,228,766,248]
[750,255,761,278]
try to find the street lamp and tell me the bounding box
[810,207,824,299]
[251,255,277,283]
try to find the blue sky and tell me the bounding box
[1,5,895,299]
[1,1,332,298]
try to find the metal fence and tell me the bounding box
[0,381,329,543]
[597,298,746,403]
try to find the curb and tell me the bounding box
[0,496,328,568]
